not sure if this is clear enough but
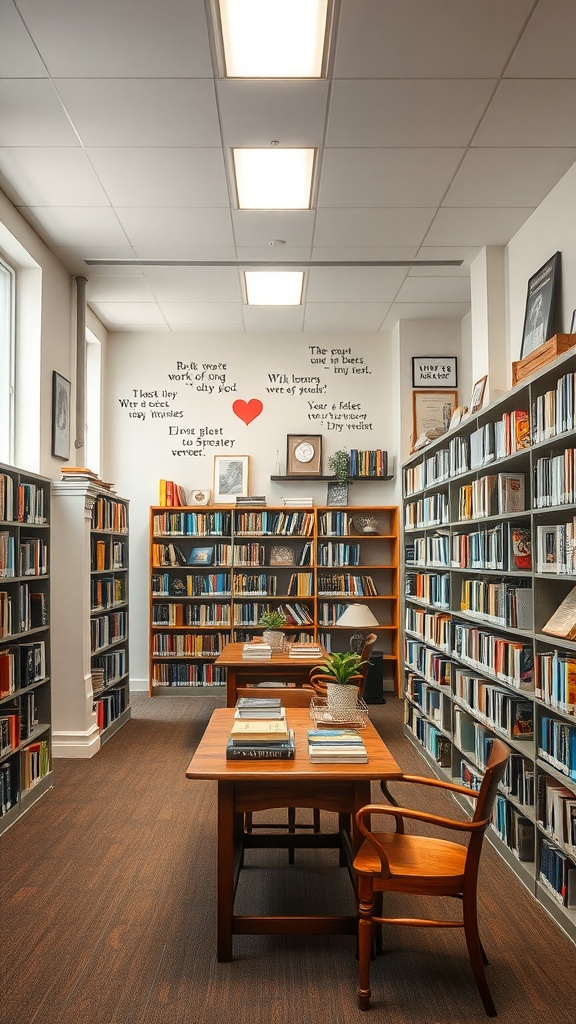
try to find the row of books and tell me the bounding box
[91,496,127,533]
[452,622,533,689]
[0,586,46,638]
[92,649,126,685]
[451,524,532,572]
[91,538,126,571]
[457,473,526,521]
[349,449,388,478]
[492,796,534,861]
[469,411,530,470]
[235,511,314,537]
[91,576,125,610]
[317,542,361,566]
[404,493,448,530]
[404,639,452,687]
[405,707,452,768]
[317,573,378,596]
[453,669,533,737]
[535,651,576,714]
[0,641,46,697]
[94,687,127,730]
[317,601,351,626]
[21,738,49,791]
[458,578,533,630]
[152,572,229,597]
[405,676,449,731]
[152,603,230,626]
[539,838,576,908]
[539,716,576,781]
[532,370,576,443]
[152,632,229,656]
[536,521,576,574]
[152,511,231,537]
[233,573,280,596]
[90,612,126,652]
[0,761,15,817]
[538,775,576,855]
[158,479,188,507]
[151,665,226,686]
[404,606,451,652]
[0,535,48,579]
[405,571,449,609]
[532,450,576,507]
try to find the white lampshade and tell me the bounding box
[336,604,379,628]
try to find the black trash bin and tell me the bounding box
[364,652,385,704]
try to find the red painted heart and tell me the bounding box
[233,398,263,425]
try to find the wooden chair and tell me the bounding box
[306,633,377,701]
[353,738,509,1016]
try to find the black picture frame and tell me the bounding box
[51,371,71,460]
[520,251,561,359]
[411,356,457,388]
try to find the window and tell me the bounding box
[0,256,15,464]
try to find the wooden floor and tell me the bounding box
[0,692,575,1024]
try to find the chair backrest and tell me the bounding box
[471,737,509,826]
[356,633,377,698]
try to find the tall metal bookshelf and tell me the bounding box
[401,346,576,944]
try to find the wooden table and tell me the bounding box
[215,641,327,707]
[185,707,402,961]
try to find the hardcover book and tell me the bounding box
[542,586,576,641]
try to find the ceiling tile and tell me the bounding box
[444,148,576,207]
[0,81,80,145]
[15,0,213,77]
[87,149,230,207]
[313,208,436,248]
[424,207,535,246]
[326,80,496,147]
[114,207,233,247]
[142,265,242,303]
[334,0,533,77]
[318,149,464,207]
[132,246,238,261]
[474,81,576,147]
[159,303,243,327]
[21,206,130,247]
[304,302,389,330]
[505,0,576,77]
[242,305,305,329]
[91,301,167,328]
[87,276,155,302]
[0,148,111,206]
[54,79,221,147]
[0,3,48,77]
[395,276,471,303]
[306,266,409,301]
[310,246,419,261]
[232,211,315,248]
[217,81,330,147]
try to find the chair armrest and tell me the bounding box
[356,803,488,836]
[381,774,480,802]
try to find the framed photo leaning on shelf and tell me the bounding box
[468,375,487,414]
[51,371,71,460]
[411,355,457,388]
[213,455,249,502]
[520,251,561,358]
[286,434,323,476]
[412,389,457,442]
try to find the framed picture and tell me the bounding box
[520,251,561,359]
[213,455,249,503]
[412,356,457,388]
[412,390,457,442]
[327,481,349,506]
[188,546,214,566]
[270,544,295,566]
[449,405,468,429]
[286,434,322,476]
[469,375,487,414]
[51,371,71,460]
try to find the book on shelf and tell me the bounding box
[542,586,576,641]
[226,729,295,759]
[508,525,531,570]
[235,496,267,506]
[229,717,290,741]
[158,479,187,507]
[497,473,525,514]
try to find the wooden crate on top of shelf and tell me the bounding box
[512,333,576,385]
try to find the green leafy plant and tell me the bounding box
[328,448,351,485]
[258,609,287,630]
[317,650,366,686]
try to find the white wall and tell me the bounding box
[507,161,576,367]
[103,329,399,687]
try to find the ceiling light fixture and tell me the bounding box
[218,0,329,77]
[244,271,304,305]
[233,148,315,209]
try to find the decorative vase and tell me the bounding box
[263,629,285,652]
[326,682,359,716]
[352,515,378,534]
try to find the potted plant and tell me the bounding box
[316,650,366,714]
[328,448,351,485]
[258,608,287,652]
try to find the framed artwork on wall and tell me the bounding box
[51,371,71,460]
[412,389,457,442]
[411,356,457,388]
[286,434,323,476]
[468,375,488,414]
[520,251,561,359]
[213,455,249,503]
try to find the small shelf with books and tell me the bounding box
[0,462,52,835]
[148,503,399,696]
[401,345,576,944]
[52,480,130,757]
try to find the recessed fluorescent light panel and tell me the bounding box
[244,271,304,305]
[218,0,328,77]
[233,148,314,209]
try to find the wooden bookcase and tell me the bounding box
[401,346,576,945]
[0,462,52,836]
[149,504,399,696]
[51,481,130,757]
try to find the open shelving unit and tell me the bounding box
[401,346,576,944]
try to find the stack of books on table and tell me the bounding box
[242,642,272,659]
[289,642,323,659]
[307,729,368,763]
[235,697,284,719]
[226,713,295,760]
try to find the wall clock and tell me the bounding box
[286,434,323,476]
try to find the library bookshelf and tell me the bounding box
[51,481,130,758]
[401,346,576,944]
[0,462,52,836]
[149,504,399,696]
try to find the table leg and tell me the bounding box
[226,667,237,707]
[217,781,235,961]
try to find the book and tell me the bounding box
[234,699,285,720]
[497,473,525,513]
[229,717,290,742]
[542,586,576,640]
[508,526,532,570]
[289,643,323,658]
[226,731,295,759]
[307,728,367,762]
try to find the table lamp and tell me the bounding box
[336,604,379,654]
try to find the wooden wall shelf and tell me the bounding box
[270,475,393,482]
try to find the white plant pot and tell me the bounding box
[263,629,285,652]
[326,682,359,715]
